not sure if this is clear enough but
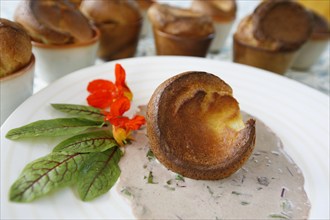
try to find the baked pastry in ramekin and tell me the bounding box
[148,3,215,57]
[233,0,313,74]
[14,0,99,83]
[0,18,32,78]
[80,0,142,61]
[0,18,35,124]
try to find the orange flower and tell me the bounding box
[87,64,132,109]
[86,63,145,146]
[104,97,145,145]
[112,115,146,146]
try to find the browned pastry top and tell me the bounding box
[148,3,214,37]
[252,0,313,51]
[147,71,256,180]
[235,15,281,51]
[0,18,32,78]
[80,0,142,25]
[14,0,94,45]
[191,0,237,22]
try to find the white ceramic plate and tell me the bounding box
[1,56,329,219]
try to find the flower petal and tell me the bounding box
[115,64,133,100]
[110,97,131,117]
[110,116,129,127]
[125,115,146,130]
[115,64,126,88]
[87,79,115,93]
[112,125,130,146]
[87,91,114,109]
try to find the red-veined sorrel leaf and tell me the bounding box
[51,104,104,121]
[53,130,117,153]
[5,118,104,140]
[77,147,122,201]
[9,152,88,202]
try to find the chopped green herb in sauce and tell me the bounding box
[146,149,155,161]
[121,187,132,197]
[147,171,157,184]
[268,214,290,219]
[175,174,185,182]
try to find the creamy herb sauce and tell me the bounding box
[117,112,310,219]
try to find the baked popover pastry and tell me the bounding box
[191,0,237,52]
[0,18,32,78]
[80,0,142,61]
[147,71,256,180]
[14,0,94,45]
[148,3,215,57]
[233,0,313,74]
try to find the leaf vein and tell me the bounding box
[11,153,81,201]
[82,148,118,200]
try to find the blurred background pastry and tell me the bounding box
[135,0,155,38]
[80,0,142,61]
[233,0,313,74]
[148,3,215,57]
[0,18,32,78]
[291,10,330,70]
[0,18,35,124]
[13,0,99,83]
[191,0,237,53]
[14,0,94,45]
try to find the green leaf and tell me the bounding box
[53,130,117,153]
[6,118,104,140]
[9,152,88,202]
[51,104,104,121]
[77,147,122,201]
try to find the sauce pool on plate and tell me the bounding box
[116,112,310,219]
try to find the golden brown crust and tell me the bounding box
[191,0,237,22]
[235,15,281,51]
[0,18,32,78]
[147,71,256,180]
[14,0,93,45]
[80,0,141,24]
[148,3,214,37]
[252,0,313,50]
[233,34,296,74]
